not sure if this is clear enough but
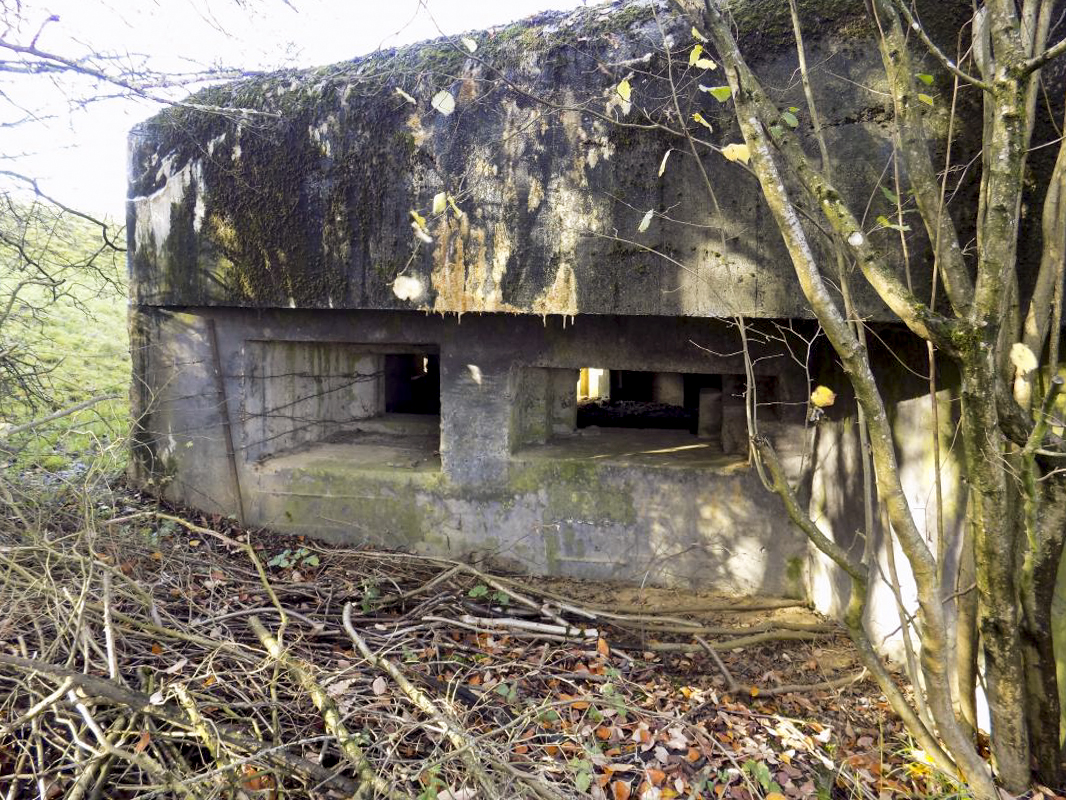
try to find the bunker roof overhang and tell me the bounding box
[126,0,950,321]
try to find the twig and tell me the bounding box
[343,603,494,795]
[457,614,597,639]
[247,615,412,800]
[0,676,73,735]
[0,651,360,795]
[0,393,120,443]
[647,629,827,651]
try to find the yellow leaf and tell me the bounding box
[766,794,788,800]
[394,87,416,105]
[689,44,704,67]
[810,385,837,408]
[695,57,718,70]
[691,26,707,43]
[721,143,750,164]
[692,112,712,132]
[658,149,671,177]
[597,637,610,658]
[432,192,447,215]
[188,539,201,547]
[447,195,463,219]
[616,78,632,102]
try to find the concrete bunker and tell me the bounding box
[125,0,995,645]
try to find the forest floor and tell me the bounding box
[0,486,1005,800]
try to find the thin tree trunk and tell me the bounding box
[955,520,980,734]
[960,358,1031,792]
[1021,445,1066,784]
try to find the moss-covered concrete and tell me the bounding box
[126,0,963,321]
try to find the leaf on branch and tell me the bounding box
[810,385,837,408]
[916,73,934,85]
[616,78,632,102]
[431,90,455,116]
[409,210,433,244]
[691,26,707,43]
[721,143,750,164]
[880,186,899,205]
[692,112,712,131]
[461,37,478,53]
[876,214,910,232]
[688,44,717,69]
[781,110,799,128]
[447,195,463,219]
[432,192,447,215]
[699,84,732,102]
[638,209,654,233]
[658,149,671,177]
[917,93,934,106]
[394,87,416,105]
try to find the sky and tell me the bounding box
[2,0,591,217]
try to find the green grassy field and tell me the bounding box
[1,214,130,475]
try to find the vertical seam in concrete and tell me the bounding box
[206,315,247,525]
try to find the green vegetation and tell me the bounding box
[0,214,129,475]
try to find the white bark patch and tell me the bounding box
[847,231,865,247]
[1010,342,1038,374]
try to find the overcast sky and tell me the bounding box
[3,0,590,216]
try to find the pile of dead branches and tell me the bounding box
[0,499,920,800]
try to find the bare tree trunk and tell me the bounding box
[959,357,1031,792]
[954,521,980,734]
[1020,456,1066,784]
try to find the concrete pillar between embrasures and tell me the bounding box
[549,368,578,435]
[721,374,748,455]
[652,372,685,406]
[698,389,722,441]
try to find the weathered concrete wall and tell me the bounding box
[126,0,969,320]
[802,331,967,658]
[125,0,989,610]
[129,307,813,594]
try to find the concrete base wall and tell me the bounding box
[129,307,813,595]
[129,306,967,621]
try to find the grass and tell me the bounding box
[0,211,129,475]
